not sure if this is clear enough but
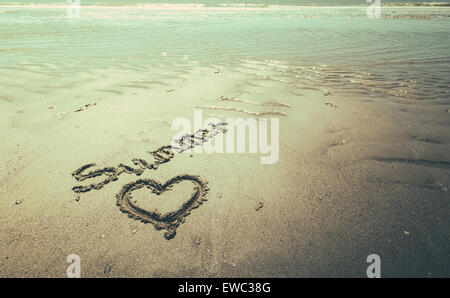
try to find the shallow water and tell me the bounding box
[0,5,448,109]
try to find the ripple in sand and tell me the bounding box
[217,95,292,108]
[196,105,287,117]
[0,94,14,102]
[95,89,123,95]
[144,119,171,127]
[117,84,151,90]
[372,158,450,171]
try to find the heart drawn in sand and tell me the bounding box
[116,174,209,239]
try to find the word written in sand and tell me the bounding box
[172,109,280,164]
[71,122,227,239]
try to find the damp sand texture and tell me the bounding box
[0,4,449,277]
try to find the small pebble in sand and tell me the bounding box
[255,202,264,211]
[74,103,96,113]
[325,102,338,108]
[132,229,137,235]
[75,196,80,202]
[194,235,201,246]
[15,200,22,205]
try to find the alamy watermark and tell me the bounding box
[67,0,80,19]
[171,110,279,165]
[65,253,380,277]
[66,1,380,20]
[366,254,381,278]
[66,254,81,278]
[367,0,381,19]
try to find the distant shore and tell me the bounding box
[1,3,449,9]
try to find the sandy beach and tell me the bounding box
[0,4,449,277]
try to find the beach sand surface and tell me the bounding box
[0,5,449,277]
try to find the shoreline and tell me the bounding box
[1,4,450,10]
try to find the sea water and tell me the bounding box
[0,2,449,116]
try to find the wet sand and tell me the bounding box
[0,5,449,277]
[0,63,448,277]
